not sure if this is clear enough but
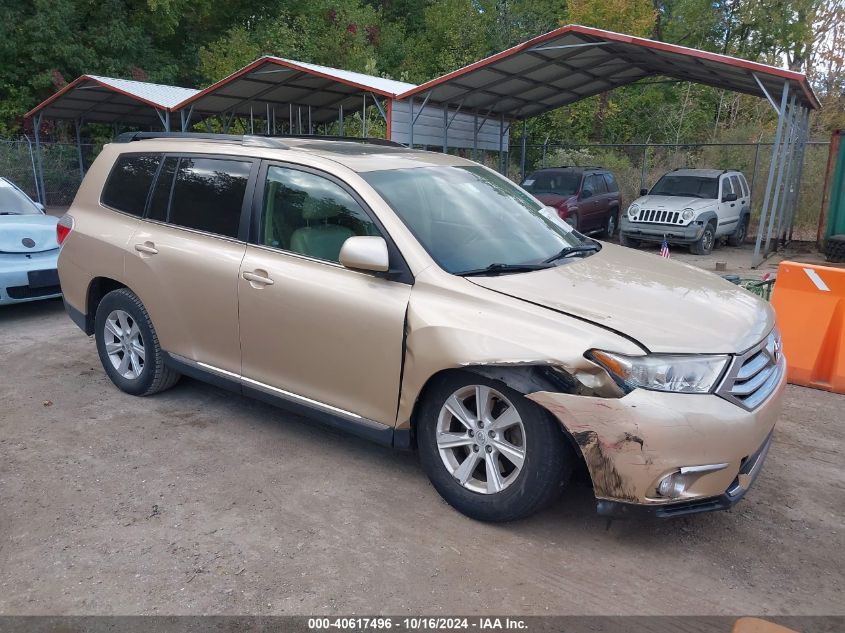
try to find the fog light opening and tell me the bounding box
[656,471,687,499]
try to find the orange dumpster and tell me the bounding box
[771,260,845,394]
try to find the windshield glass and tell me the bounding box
[363,165,589,274]
[649,174,718,199]
[521,170,581,196]
[0,181,41,215]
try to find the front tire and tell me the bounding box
[601,209,618,238]
[94,288,180,396]
[417,371,573,522]
[690,221,716,255]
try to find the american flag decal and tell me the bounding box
[660,238,670,258]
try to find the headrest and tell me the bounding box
[302,198,343,221]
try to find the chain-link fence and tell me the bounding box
[0,137,96,209]
[501,141,830,242]
[2,135,831,241]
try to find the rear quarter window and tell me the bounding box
[603,173,619,192]
[101,153,161,216]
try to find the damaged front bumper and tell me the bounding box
[527,369,785,517]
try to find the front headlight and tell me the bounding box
[628,204,640,220]
[588,350,730,394]
[681,208,694,222]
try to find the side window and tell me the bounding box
[730,175,743,198]
[603,173,619,192]
[721,176,734,199]
[591,174,608,194]
[168,157,251,239]
[260,166,383,264]
[740,176,750,198]
[101,153,161,216]
[146,156,177,222]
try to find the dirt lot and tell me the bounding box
[0,298,843,616]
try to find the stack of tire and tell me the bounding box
[825,235,845,263]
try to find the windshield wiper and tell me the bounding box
[543,243,600,263]
[456,262,552,277]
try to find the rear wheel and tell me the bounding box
[727,215,749,247]
[601,209,618,238]
[94,288,180,396]
[690,222,716,255]
[417,371,573,522]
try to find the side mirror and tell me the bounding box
[640,188,648,196]
[723,192,738,202]
[580,189,593,199]
[35,202,45,212]
[339,236,390,273]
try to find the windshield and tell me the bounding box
[649,175,718,199]
[521,170,581,196]
[0,181,41,215]
[363,165,589,274]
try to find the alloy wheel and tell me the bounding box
[104,309,145,380]
[436,385,526,494]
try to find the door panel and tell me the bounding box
[238,248,411,425]
[125,223,245,373]
[238,163,411,426]
[123,154,255,374]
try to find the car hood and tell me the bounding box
[634,195,716,211]
[467,243,773,354]
[0,214,59,253]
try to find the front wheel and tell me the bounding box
[690,222,716,255]
[417,371,573,522]
[94,288,180,396]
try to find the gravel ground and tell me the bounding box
[0,298,843,616]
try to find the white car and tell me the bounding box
[0,177,61,305]
[619,168,751,255]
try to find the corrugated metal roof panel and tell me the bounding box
[86,76,199,108]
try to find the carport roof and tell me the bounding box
[25,75,199,124]
[399,24,820,118]
[175,57,417,123]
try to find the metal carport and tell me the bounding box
[23,75,198,203]
[172,57,416,137]
[396,24,820,265]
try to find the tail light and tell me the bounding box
[57,215,74,246]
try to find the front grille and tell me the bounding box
[635,208,685,225]
[6,284,61,299]
[717,330,784,410]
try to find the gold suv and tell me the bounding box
[57,134,785,521]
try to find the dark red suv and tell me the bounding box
[521,167,622,237]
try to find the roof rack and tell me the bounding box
[115,132,405,149]
[545,165,604,170]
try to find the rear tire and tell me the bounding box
[417,371,573,522]
[690,222,716,255]
[601,209,618,238]
[824,235,845,263]
[727,215,749,247]
[94,288,180,396]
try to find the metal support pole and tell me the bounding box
[520,120,527,180]
[773,100,800,246]
[74,119,85,179]
[250,105,254,135]
[266,103,271,135]
[472,111,478,161]
[640,144,649,191]
[308,106,312,134]
[164,111,170,132]
[409,97,415,148]
[749,138,762,203]
[32,113,46,205]
[764,94,797,255]
[498,113,505,175]
[298,106,303,135]
[339,105,344,136]
[443,106,448,154]
[753,82,790,267]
